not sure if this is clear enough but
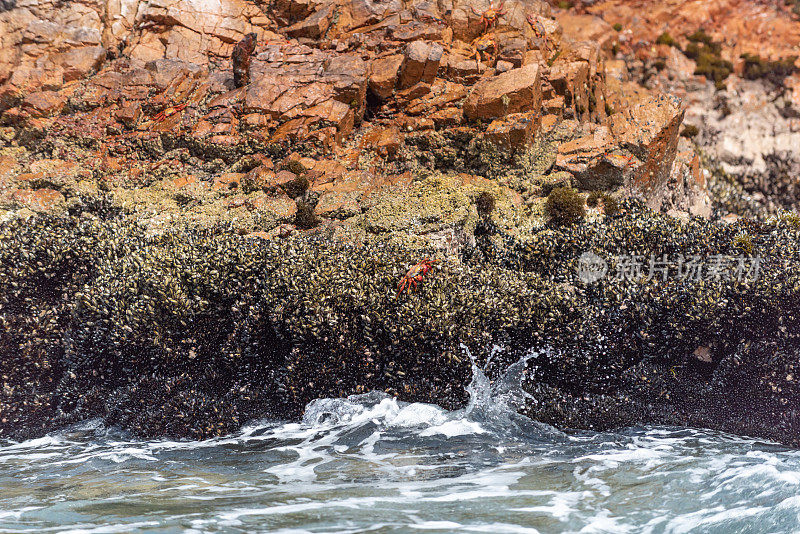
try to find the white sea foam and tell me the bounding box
[4,348,800,532]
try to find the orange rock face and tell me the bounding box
[11,188,65,213]
[463,63,542,120]
[610,96,685,202]
[588,0,800,61]
[0,0,711,228]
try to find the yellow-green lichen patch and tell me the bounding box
[364,174,531,245]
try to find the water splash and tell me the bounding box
[464,344,539,416]
[300,345,553,442]
[4,349,800,533]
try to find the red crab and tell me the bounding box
[152,103,188,123]
[397,259,439,298]
[601,152,638,168]
[471,1,505,33]
[472,33,499,72]
[526,14,545,38]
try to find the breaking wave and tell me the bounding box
[2,348,800,532]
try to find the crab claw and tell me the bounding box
[396,278,408,298]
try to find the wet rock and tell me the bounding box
[3,197,800,446]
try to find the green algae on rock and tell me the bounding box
[545,186,586,225]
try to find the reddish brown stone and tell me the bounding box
[285,4,334,39]
[323,54,369,110]
[21,91,65,118]
[271,170,308,197]
[396,82,433,104]
[430,107,463,127]
[232,33,257,88]
[58,46,106,83]
[115,101,143,128]
[609,95,685,200]
[271,118,312,144]
[302,99,355,139]
[172,175,198,189]
[445,55,483,83]
[369,55,404,100]
[361,126,403,158]
[485,112,541,151]
[398,41,443,90]
[547,61,590,120]
[463,63,542,120]
[213,173,244,192]
[242,166,276,193]
[405,80,467,115]
[207,87,247,110]
[11,188,65,212]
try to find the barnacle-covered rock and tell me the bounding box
[1,202,800,446]
[1,0,797,449]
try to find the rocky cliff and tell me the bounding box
[0,0,709,231]
[588,0,800,215]
[1,0,800,446]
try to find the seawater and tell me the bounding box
[2,353,800,533]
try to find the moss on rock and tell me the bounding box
[545,186,586,225]
[365,174,530,246]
